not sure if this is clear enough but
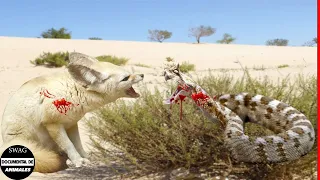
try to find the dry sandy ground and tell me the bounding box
[0,37,317,179]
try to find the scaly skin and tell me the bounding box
[163,61,315,163]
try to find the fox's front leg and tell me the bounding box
[67,124,88,158]
[45,123,89,167]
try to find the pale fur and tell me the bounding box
[1,52,144,173]
[0,139,67,173]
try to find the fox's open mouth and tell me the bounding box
[125,86,140,98]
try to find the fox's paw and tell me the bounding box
[79,151,89,159]
[67,158,91,168]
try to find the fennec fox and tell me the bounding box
[1,52,144,173]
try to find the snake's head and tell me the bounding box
[164,60,197,86]
[163,60,198,104]
[163,61,181,82]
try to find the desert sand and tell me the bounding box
[0,36,317,179]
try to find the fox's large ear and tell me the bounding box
[67,52,108,87]
[69,52,98,64]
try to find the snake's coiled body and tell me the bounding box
[163,62,315,163]
[214,92,314,162]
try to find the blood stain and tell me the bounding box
[52,98,79,115]
[40,89,56,99]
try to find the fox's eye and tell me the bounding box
[121,76,130,82]
[173,69,179,74]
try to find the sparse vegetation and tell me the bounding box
[148,30,172,43]
[89,37,103,40]
[277,64,289,68]
[252,65,266,71]
[303,37,317,47]
[313,37,317,45]
[41,28,71,39]
[189,25,216,44]
[96,55,129,66]
[133,63,151,68]
[30,51,69,67]
[88,71,317,179]
[266,38,288,46]
[216,33,236,44]
[164,57,194,72]
[166,57,174,62]
[179,61,195,72]
[31,52,129,67]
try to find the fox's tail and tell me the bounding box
[0,139,67,173]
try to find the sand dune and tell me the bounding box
[0,36,316,69]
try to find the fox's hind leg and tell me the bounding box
[1,115,36,143]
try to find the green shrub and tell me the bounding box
[87,71,317,179]
[88,89,225,170]
[179,61,195,72]
[133,63,151,68]
[89,37,103,40]
[216,33,236,44]
[278,64,289,68]
[41,27,71,39]
[252,65,266,71]
[148,29,172,43]
[266,38,289,46]
[166,57,174,62]
[30,51,69,67]
[96,55,129,66]
[31,53,129,67]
